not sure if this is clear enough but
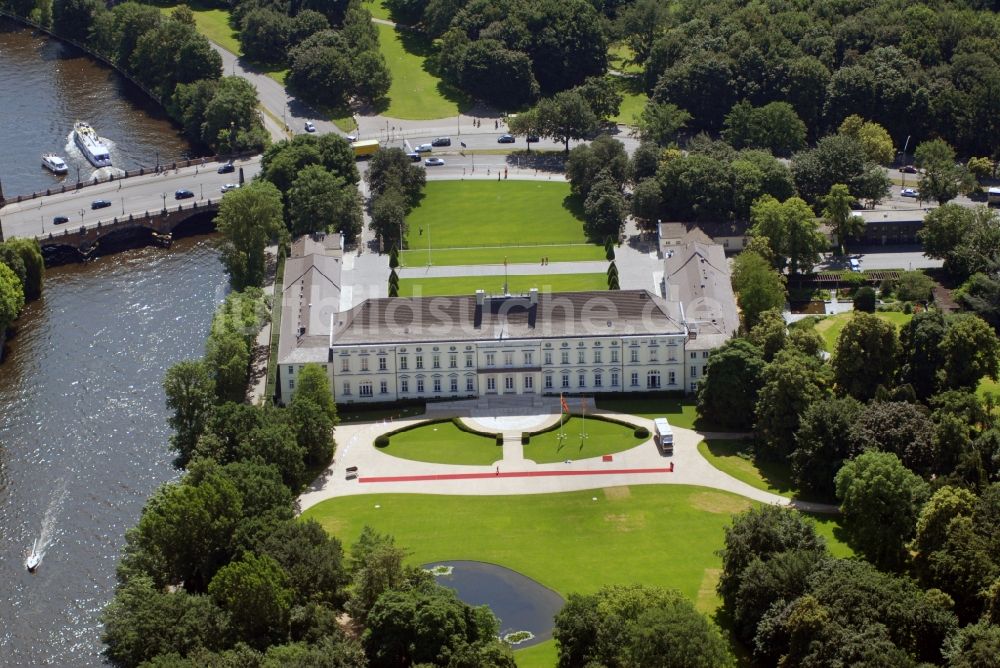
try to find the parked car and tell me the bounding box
[414,143,433,153]
[431,137,451,147]
[175,189,194,200]
[346,134,358,142]
[406,152,421,162]
[497,134,515,143]
[53,215,69,225]
[218,162,235,174]
[901,188,918,198]
[424,157,445,166]
[304,121,316,133]
[221,183,239,193]
[91,199,112,210]
[900,165,918,174]
[526,135,540,143]
[849,258,861,272]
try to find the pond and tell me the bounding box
[423,560,564,648]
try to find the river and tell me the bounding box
[0,19,223,665]
[0,18,197,198]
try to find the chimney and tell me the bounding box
[476,289,485,307]
[529,288,538,305]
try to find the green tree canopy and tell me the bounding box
[831,312,899,401]
[164,360,216,467]
[216,180,286,290]
[696,338,766,430]
[731,250,786,331]
[0,261,25,336]
[755,349,831,459]
[791,396,863,500]
[209,552,294,648]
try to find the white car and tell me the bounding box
[414,144,433,153]
[901,188,918,198]
[221,183,240,193]
[424,158,445,166]
[304,121,316,133]
[346,134,358,142]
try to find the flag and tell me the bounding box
[560,393,569,414]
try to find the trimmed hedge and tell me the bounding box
[634,427,650,439]
[496,433,504,445]
[525,412,641,438]
[374,434,390,448]
[521,432,530,445]
[451,417,500,439]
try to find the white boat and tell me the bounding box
[26,540,40,573]
[42,153,68,174]
[73,121,112,168]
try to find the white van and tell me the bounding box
[654,418,673,454]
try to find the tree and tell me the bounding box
[535,89,598,152]
[835,450,929,571]
[657,153,734,221]
[918,204,975,276]
[574,76,623,121]
[582,175,626,241]
[722,101,806,157]
[755,350,831,459]
[966,156,994,183]
[507,109,542,152]
[750,195,827,275]
[898,310,947,400]
[351,49,391,104]
[733,548,827,646]
[820,184,864,254]
[215,180,286,290]
[849,400,937,475]
[238,8,291,64]
[911,485,978,583]
[565,136,628,198]
[53,0,103,42]
[0,261,25,335]
[832,312,899,401]
[293,363,337,423]
[893,270,934,302]
[0,238,44,301]
[747,309,788,362]
[854,286,876,312]
[287,165,361,240]
[791,134,889,206]
[731,251,786,331]
[944,622,1000,667]
[287,33,352,109]
[635,101,691,146]
[209,552,293,648]
[838,115,894,165]
[204,327,249,405]
[199,77,264,153]
[792,396,863,500]
[164,360,216,467]
[453,40,539,108]
[366,148,426,208]
[630,177,662,230]
[102,575,230,667]
[364,585,502,668]
[257,519,348,608]
[653,53,735,132]
[916,138,976,205]
[346,527,429,622]
[239,419,306,489]
[370,190,408,252]
[287,398,335,468]
[696,339,766,430]
[940,314,999,391]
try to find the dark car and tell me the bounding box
[431,137,451,147]
[53,215,69,225]
[406,152,421,162]
[497,134,515,143]
[900,165,918,174]
[175,189,194,200]
[218,162,235,174]
[526,135,540,143]
[91,199,112,210]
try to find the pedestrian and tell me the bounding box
[498,172,501,182]
[504,167,508,179]
[494,120,498,129]
[496,466,499,476]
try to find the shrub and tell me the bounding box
[374,434,389,447]
[450,418,497,438]
[521,432,530,445]
[496,433,503,445]
[634,427,650,439]
[854,286,876,312]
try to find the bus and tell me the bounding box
[654,418,673,455]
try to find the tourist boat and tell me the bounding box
[73,121,112,168]
[41,153,68,174]
[25,540,40,573]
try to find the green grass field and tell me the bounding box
[613,76,647,126]
[155,3,240,53]
[398,273,607,297]
[376,23,469,119]
[595,395,717,431]
[364,0,392,21]
[697,440,796,499]
[608,43,644,75]
[377,421,502,465]
[524,417,646,463]
[811,311,913,352]
[401,245,606,267]
[304,486,851,607]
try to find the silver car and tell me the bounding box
[414,144,433,153]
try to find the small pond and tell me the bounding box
[423,560,565,648]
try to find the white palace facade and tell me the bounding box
[276,235,739,406]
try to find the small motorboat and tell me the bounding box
[26,540,40,573]
[42,153,69,174]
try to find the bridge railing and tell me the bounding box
[34,198,220,243]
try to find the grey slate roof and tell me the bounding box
[278,235,344,364]
[664,240,739,351]
[329,290,686,346]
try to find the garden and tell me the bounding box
[374,419,501,466]
[522,416,648,463]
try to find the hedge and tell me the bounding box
[524,412,641,438]
[634,427,650,439]
[521,432,530,445]
[451,417,500,439]
[374,434,390,447]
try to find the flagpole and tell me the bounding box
[581,396,588,439]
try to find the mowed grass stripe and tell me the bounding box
[404,181,590,248]
[398,273,607,297]
[377,421,502,466]
[376,23,467,119]
[400,244,606,266]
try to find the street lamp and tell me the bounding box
[161,193,166,211]
[200,184,204,200]
[121,198,125,215]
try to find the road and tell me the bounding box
[0,156,261,240]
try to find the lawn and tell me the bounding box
[402,181,589,249]
[377,421,502,466]
[155,3,240,53]
[811,311,913,352]
[608,43,644,75]
[398,273,607,297]
[303,485,852,610]
[523,417,647,464]
[978,376,999,401]
[613,76,647,126]
[376,23,469,119]
[697,440,796,499]
[364,0,392,21]
[595,395,716,431]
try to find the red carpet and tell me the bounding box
[359,465,674,484]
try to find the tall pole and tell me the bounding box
[427,222,431,266]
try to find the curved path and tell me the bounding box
[298,408,839,515]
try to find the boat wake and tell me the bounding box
[25,478,69,572]
[63,132,120,180]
